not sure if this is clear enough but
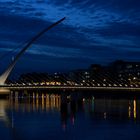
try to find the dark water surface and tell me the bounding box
[0,92,140,140]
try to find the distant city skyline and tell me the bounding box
[0,0,140,74]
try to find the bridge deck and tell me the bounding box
[0,85,140,91]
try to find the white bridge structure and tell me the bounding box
[0,17,140,94]
[0,17,65,86]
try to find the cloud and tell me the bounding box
[0,0,139,73]
[96,21,140,37]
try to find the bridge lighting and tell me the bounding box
[41,82,45,85]
[56,82,61,85]
[46,82,50,85]
[34,83,37,85]
[97,83,100,86]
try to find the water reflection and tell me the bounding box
[0,92,140,139]
[1,94,140,126]
[0,100,9,122]
[92,98,139,120]
[11,93,61,113]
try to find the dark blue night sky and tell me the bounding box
[0,0,140,74]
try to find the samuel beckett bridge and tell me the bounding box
[0,17,140,94]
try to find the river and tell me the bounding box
[0,92,140,140]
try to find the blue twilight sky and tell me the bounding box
[0,0,140,74]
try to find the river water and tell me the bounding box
[0,92,140,140]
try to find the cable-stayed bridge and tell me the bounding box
[0,17,140,94]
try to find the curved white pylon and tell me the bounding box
[0,17,65,85]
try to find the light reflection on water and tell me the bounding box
[0,92,140,140]
[0,100,9,122]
